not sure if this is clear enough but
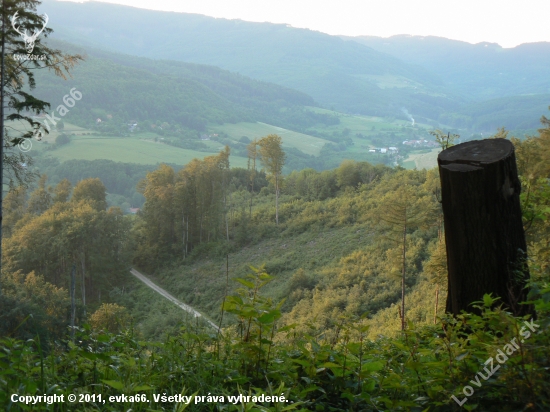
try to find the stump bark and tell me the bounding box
[438,138,532,316]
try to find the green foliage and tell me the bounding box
[4,112,550,411]
[2,176,132,318]
[442,94,550,130]
[71,177,108,211]
[27,175,52,215]
[1,282,549,411]
[134,148,233,268]
[0,271,71,344]
[34,158,152,207]
[508,113,550,282]
[1,0,82,188]
[258,135,286,225]
[55,133,71,145]
[430,129,459,150]
[90,303,130,334]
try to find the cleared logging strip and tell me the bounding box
[129,268,220,332]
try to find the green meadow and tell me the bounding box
[357,73,424,89]
[209,112,435,162]
[305,107,432,136]
[209,121,332,156]
[37,136,248,167]
[12,120,247,167]
[24,116,437,169]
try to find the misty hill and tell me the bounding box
[39,1,550,132]
[40,0,460,121]
[441,93,550,131]
[350,35,550,100]
[33,40,339,135]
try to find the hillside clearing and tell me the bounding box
[209,122,331,156]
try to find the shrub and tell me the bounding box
[55,133,71,145]
[90,303,130,333]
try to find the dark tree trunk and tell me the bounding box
[438,138,532,316]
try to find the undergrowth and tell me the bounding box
[2,266,549,411]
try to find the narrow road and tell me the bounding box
[129,268,220,332]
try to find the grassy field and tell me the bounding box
[13,120,249,167]
[357,74,423,89]
[15,122,247,167]
[38,136,249,167]
[306,107,433,139]
[402,148,440,170]
[306,106,428,131]
[209,112,436,160]
[209,122,332,156]
[21,117,438,170]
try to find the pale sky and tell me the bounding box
[57,0,550,48]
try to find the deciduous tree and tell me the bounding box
[27,174,51,214]
[247,138,258,217]
[258,134,285,225]
[72,178,107,211]
[430,129,459,151]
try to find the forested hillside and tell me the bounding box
[439,93,550,130]
[351,35,550,100]
[41,0,461,120]
[126,122,550,339]
[32,40,337,135]
[33,158,151,208]
[351,35,550,131]
[2,177,132,341]
[2,120,550,410]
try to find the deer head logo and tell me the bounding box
[11,11,49,54]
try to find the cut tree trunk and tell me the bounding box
[438,138,532,316]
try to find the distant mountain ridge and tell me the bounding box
[40,0,460,121]
[348,35,550,100]
[39,1,550,132]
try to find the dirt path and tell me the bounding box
[129,268,220,332]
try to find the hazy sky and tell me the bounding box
[57,0,550,48]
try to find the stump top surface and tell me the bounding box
[438,138,513,165]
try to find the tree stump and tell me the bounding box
[438,138,532,316]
